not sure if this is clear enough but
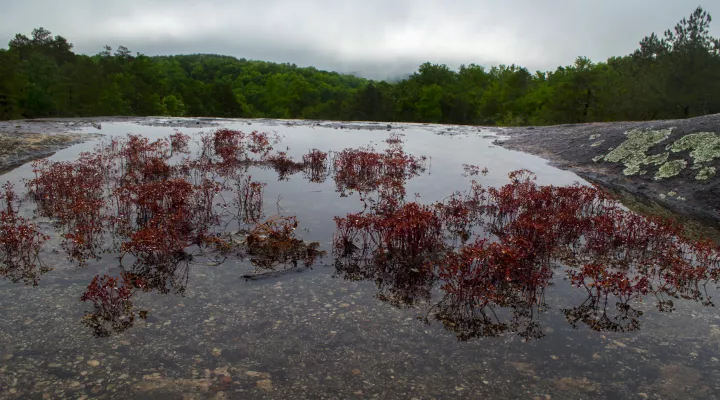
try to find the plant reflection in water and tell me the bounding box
[333,167,720,340]
[1,128,718,339]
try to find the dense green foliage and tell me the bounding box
[1,7,719,125]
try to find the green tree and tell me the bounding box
[98,80,130,116]
[416,84,443,122]
[162,94,185,117]
[1,11,719,124]
[634,6,720,118]
[0,49,24,119]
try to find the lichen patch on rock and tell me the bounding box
[655,159,687,180]
[668,132,720,180]
[696,166,717,181]
[603,128,673,176]
[669,132,720,164]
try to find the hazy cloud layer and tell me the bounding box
[1,0,716,79]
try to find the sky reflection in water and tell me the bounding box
[0,119,719,399]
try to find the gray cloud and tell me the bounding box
[1,0,717,79]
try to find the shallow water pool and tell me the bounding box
[0,119,718,400]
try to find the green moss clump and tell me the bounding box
[696,166,716,180]
[591,139,605,147]
[603,128,673,176]
[669,132,720,165]
[655,160,687,180]
[589,134,601,140]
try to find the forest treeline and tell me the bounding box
[0,6,719,125]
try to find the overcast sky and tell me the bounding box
[1,1,717,79]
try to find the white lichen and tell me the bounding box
[590,140,605,147]
[603,128,673,176]
[646,153,670,165]
[669,132,720,165]
[625,164,641,176]
[655,160,687,180]
[696,166,716,181]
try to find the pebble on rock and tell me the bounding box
[256,379,273,391]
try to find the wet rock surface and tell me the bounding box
[0,118,719,399]
[0,120,102,173]
[0,117,242,173]
[497,113,720,231]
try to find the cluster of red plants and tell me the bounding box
[335,202,444,263]
[113,134,175,186]
[329,138,442,307]
[332,144,427,204]
[0,183,50,285]
[435,180,487,243]
[479,171,719,300]
[302,149,330,183]
[191,128,280,179]
[22,130,326,268]
[428,236,552,340]
[25,131,283,269]
[114,178,219,265]
[81,244,195,337]
[207,128,276,165]
[80,273,148,337]
[234,175,266,225]
[28,153,106,264]
[8,127,720,340]
[333,202,443,306]
[5,128,332,335]
[81,247,194,337]
[265,148,334,183]
[384,132,405,145]
[81,135,222,267]
[169,131,191,154]
[333,168,720,340]
[264,151,306,181]
[245,215,326,274]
